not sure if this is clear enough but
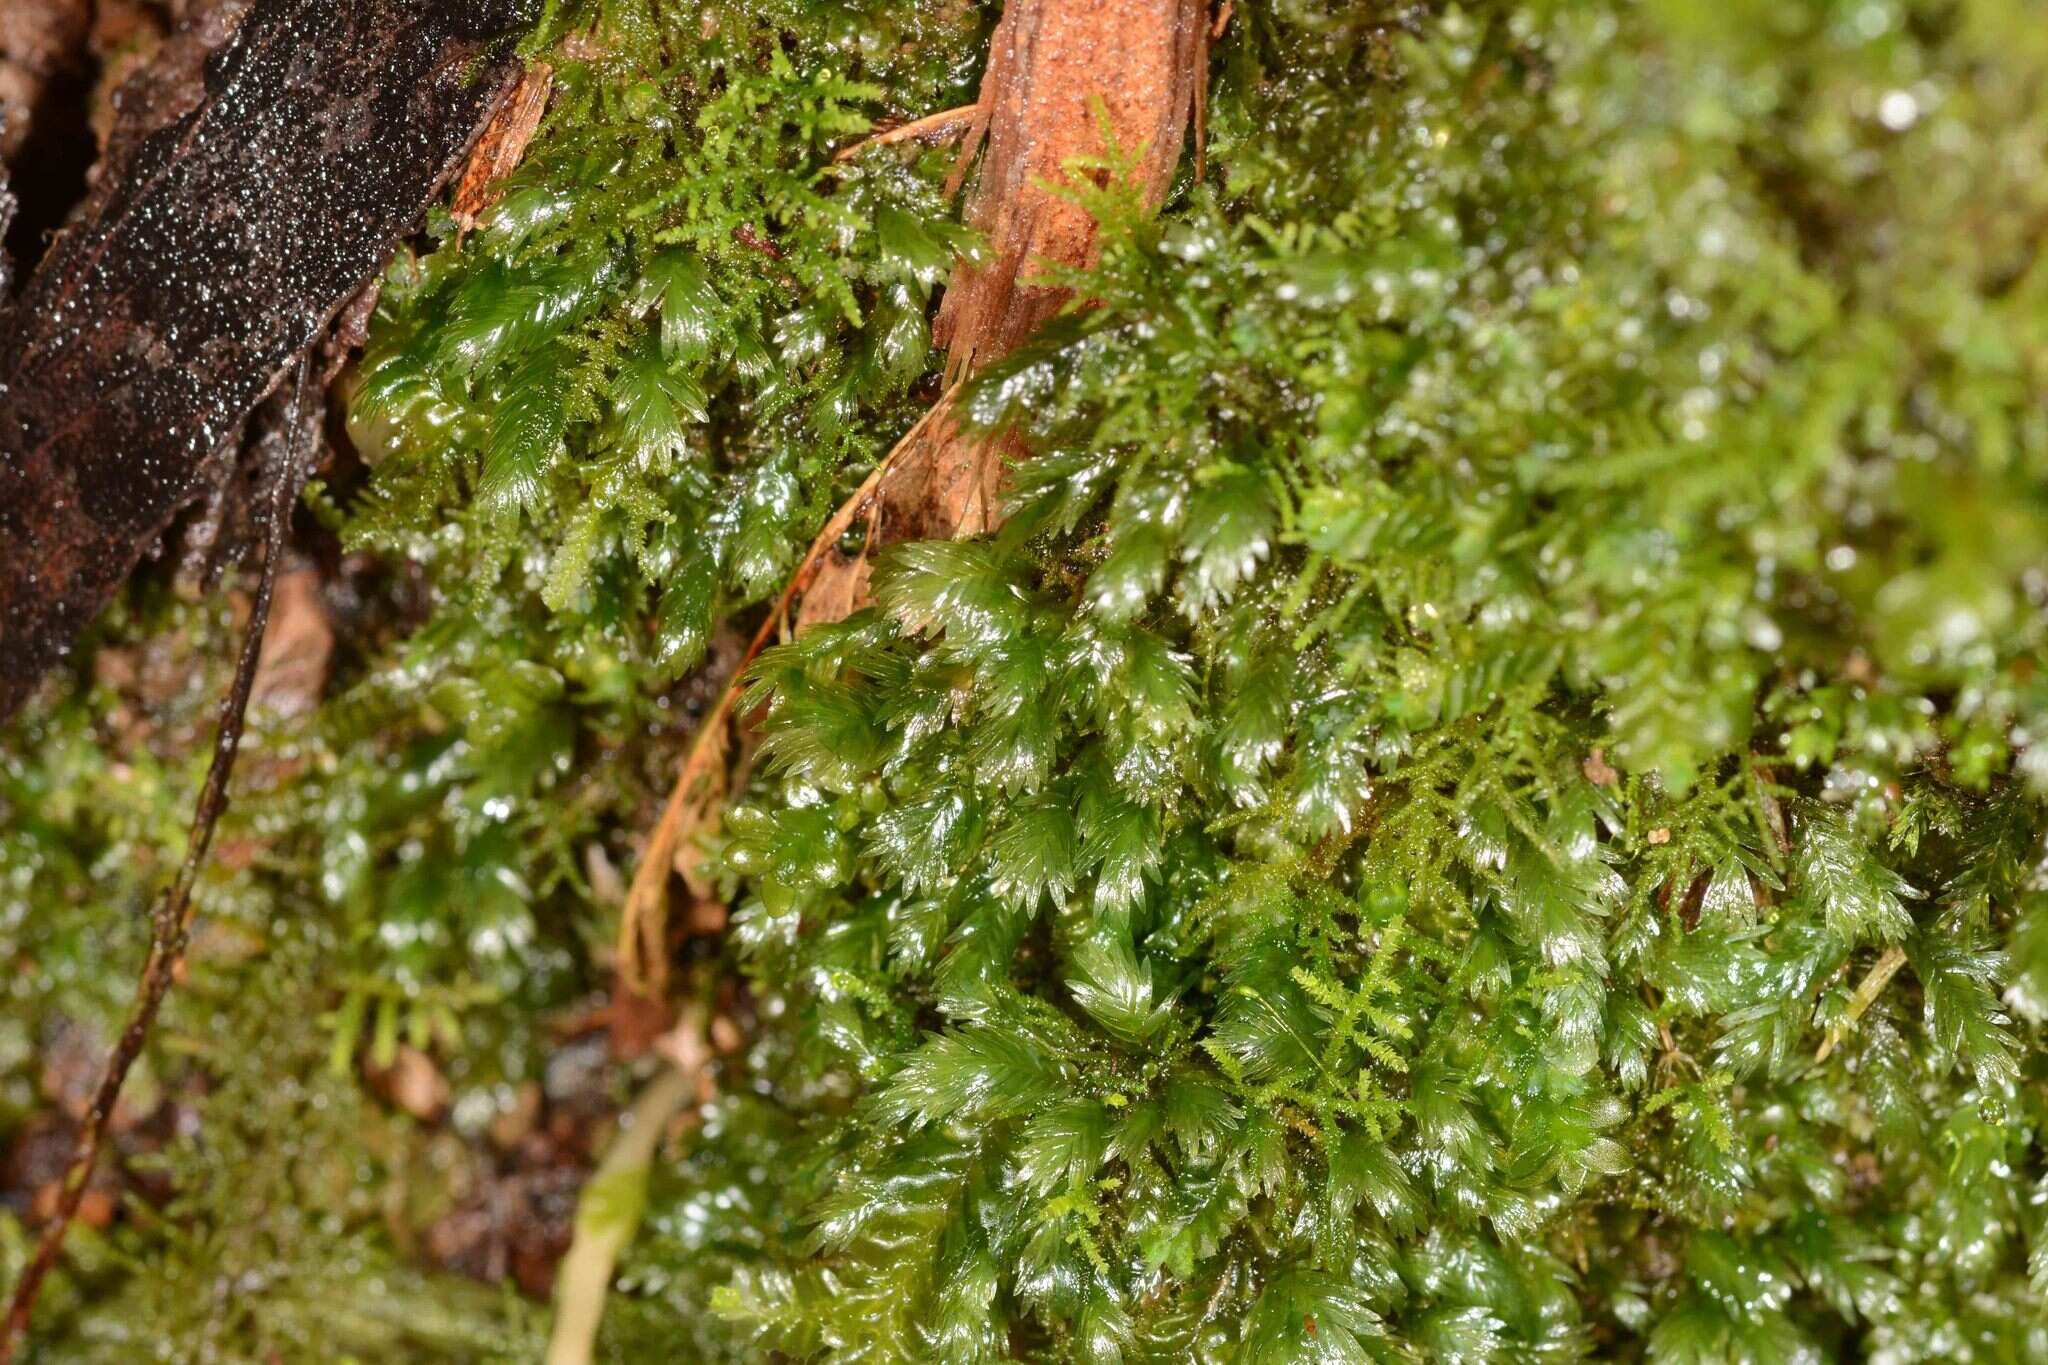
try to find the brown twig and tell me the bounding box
[0,355,314,1364]
[831,104,980,162]
[614,394,956,992]
[1196,0,1236,182]
[731,221,786,263]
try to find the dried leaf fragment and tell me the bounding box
[367,1044,451,1122]
[248,562,332,717]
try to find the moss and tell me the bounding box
[4,0,2048,1360]
[644,0,2048,1358]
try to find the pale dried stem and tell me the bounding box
[1814,945,1909,1063]
[543,1005,707,1365]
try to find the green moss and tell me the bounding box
[349,0,982,675]
[5,0,2048,1360]
[642,0,2048,1358]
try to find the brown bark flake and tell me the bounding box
[935,0,1204,375]
[451,60,553,238]
[886,0,1206,540]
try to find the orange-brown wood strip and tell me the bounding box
[451,60,553,236]
[883,0,1208,539]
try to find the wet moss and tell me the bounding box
[5,0,2048,1360]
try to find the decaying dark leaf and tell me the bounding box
[0,0,537,722]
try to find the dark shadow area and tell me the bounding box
[2,63,95,277]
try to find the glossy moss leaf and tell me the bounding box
[612,333,709,466]
[987,798,1080,912]
[874,1024,1071,1130]
[1911,931,2022,1088]
[874,204,955,289]
[1794,805,1915,946]
[1180,466,1277,612]
[637,250,723,363]
[877,541,1032,646]
[655,553,719,680]
[476,345,570,517]
[1065,931,1174,1048]
[1239,1269,1388,1365]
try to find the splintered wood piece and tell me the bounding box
[452,59,554,237]
[0,0,533,723]
[873,404,1016,541]
[933,0,1206,377]
[883,0,1207,538]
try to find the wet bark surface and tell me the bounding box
[0,0,535,722]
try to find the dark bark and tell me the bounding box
[0,0,536,722]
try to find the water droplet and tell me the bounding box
[1878,90,1919,131]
